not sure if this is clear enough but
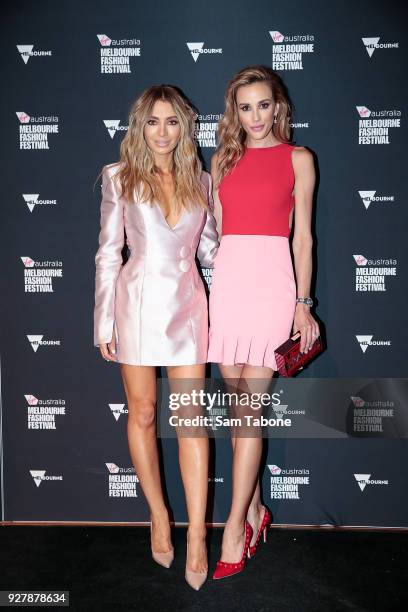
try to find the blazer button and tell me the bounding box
[179,246,191,258]
[179,259,191,272]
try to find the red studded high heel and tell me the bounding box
[248,506,271,558]
[212,520,253,580]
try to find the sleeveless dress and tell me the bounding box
[207,142,297,371]
[94,164,219,366]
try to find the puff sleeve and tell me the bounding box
[93,165,125,347]
[196,172,220,268]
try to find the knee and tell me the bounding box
[127,398,156,429]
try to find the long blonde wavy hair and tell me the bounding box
[215,65,293,186]
[95,85,208,211]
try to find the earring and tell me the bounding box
[273,115,278,124]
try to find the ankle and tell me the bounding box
[247,503,264,517]
[224,519,245,536]
[225,517,246,532]
[150,508,170,524]
[187,524,207,538]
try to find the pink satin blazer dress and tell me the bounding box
[93,163,219,366]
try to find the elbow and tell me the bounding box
[95,238,125,268]
[292,234,313,254]
[95,251,122,269]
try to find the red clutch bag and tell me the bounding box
[274,330,324,377]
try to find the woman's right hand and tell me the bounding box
[99,334,117,362]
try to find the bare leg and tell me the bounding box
[246,477,264,547]
[120,364,172,553]
[218,363,274,562]
[166,363,208,573]
[222,364,265,547]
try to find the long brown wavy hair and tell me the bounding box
[215,65,293,186]
[95,85,208,211]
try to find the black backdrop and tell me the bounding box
[1,0,407,527]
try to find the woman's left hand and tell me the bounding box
[292,304,320,353]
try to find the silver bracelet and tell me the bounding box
[296,297,314,306]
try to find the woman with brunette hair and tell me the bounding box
[208,65,320,579]
[93,84,219,590]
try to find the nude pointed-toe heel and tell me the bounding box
[150,521,174,569]
[185,538,208,590]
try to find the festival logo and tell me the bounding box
[21,256,63,293]
[16,112,59,150]
[356,106,401,145]
[269,30,315,70]
[97,34,141,73]
[268,464,310,499]
[353,254,397,292]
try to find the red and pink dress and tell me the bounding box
[207,142,297,371]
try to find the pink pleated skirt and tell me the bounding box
[207,235,297,371]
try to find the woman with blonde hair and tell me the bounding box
[207,65,320,579]
[93,84,219,590]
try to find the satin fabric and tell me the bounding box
[94,163,219,365]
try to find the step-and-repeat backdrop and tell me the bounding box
[1,0,407,526]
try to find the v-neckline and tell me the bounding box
[156,202,185,232]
